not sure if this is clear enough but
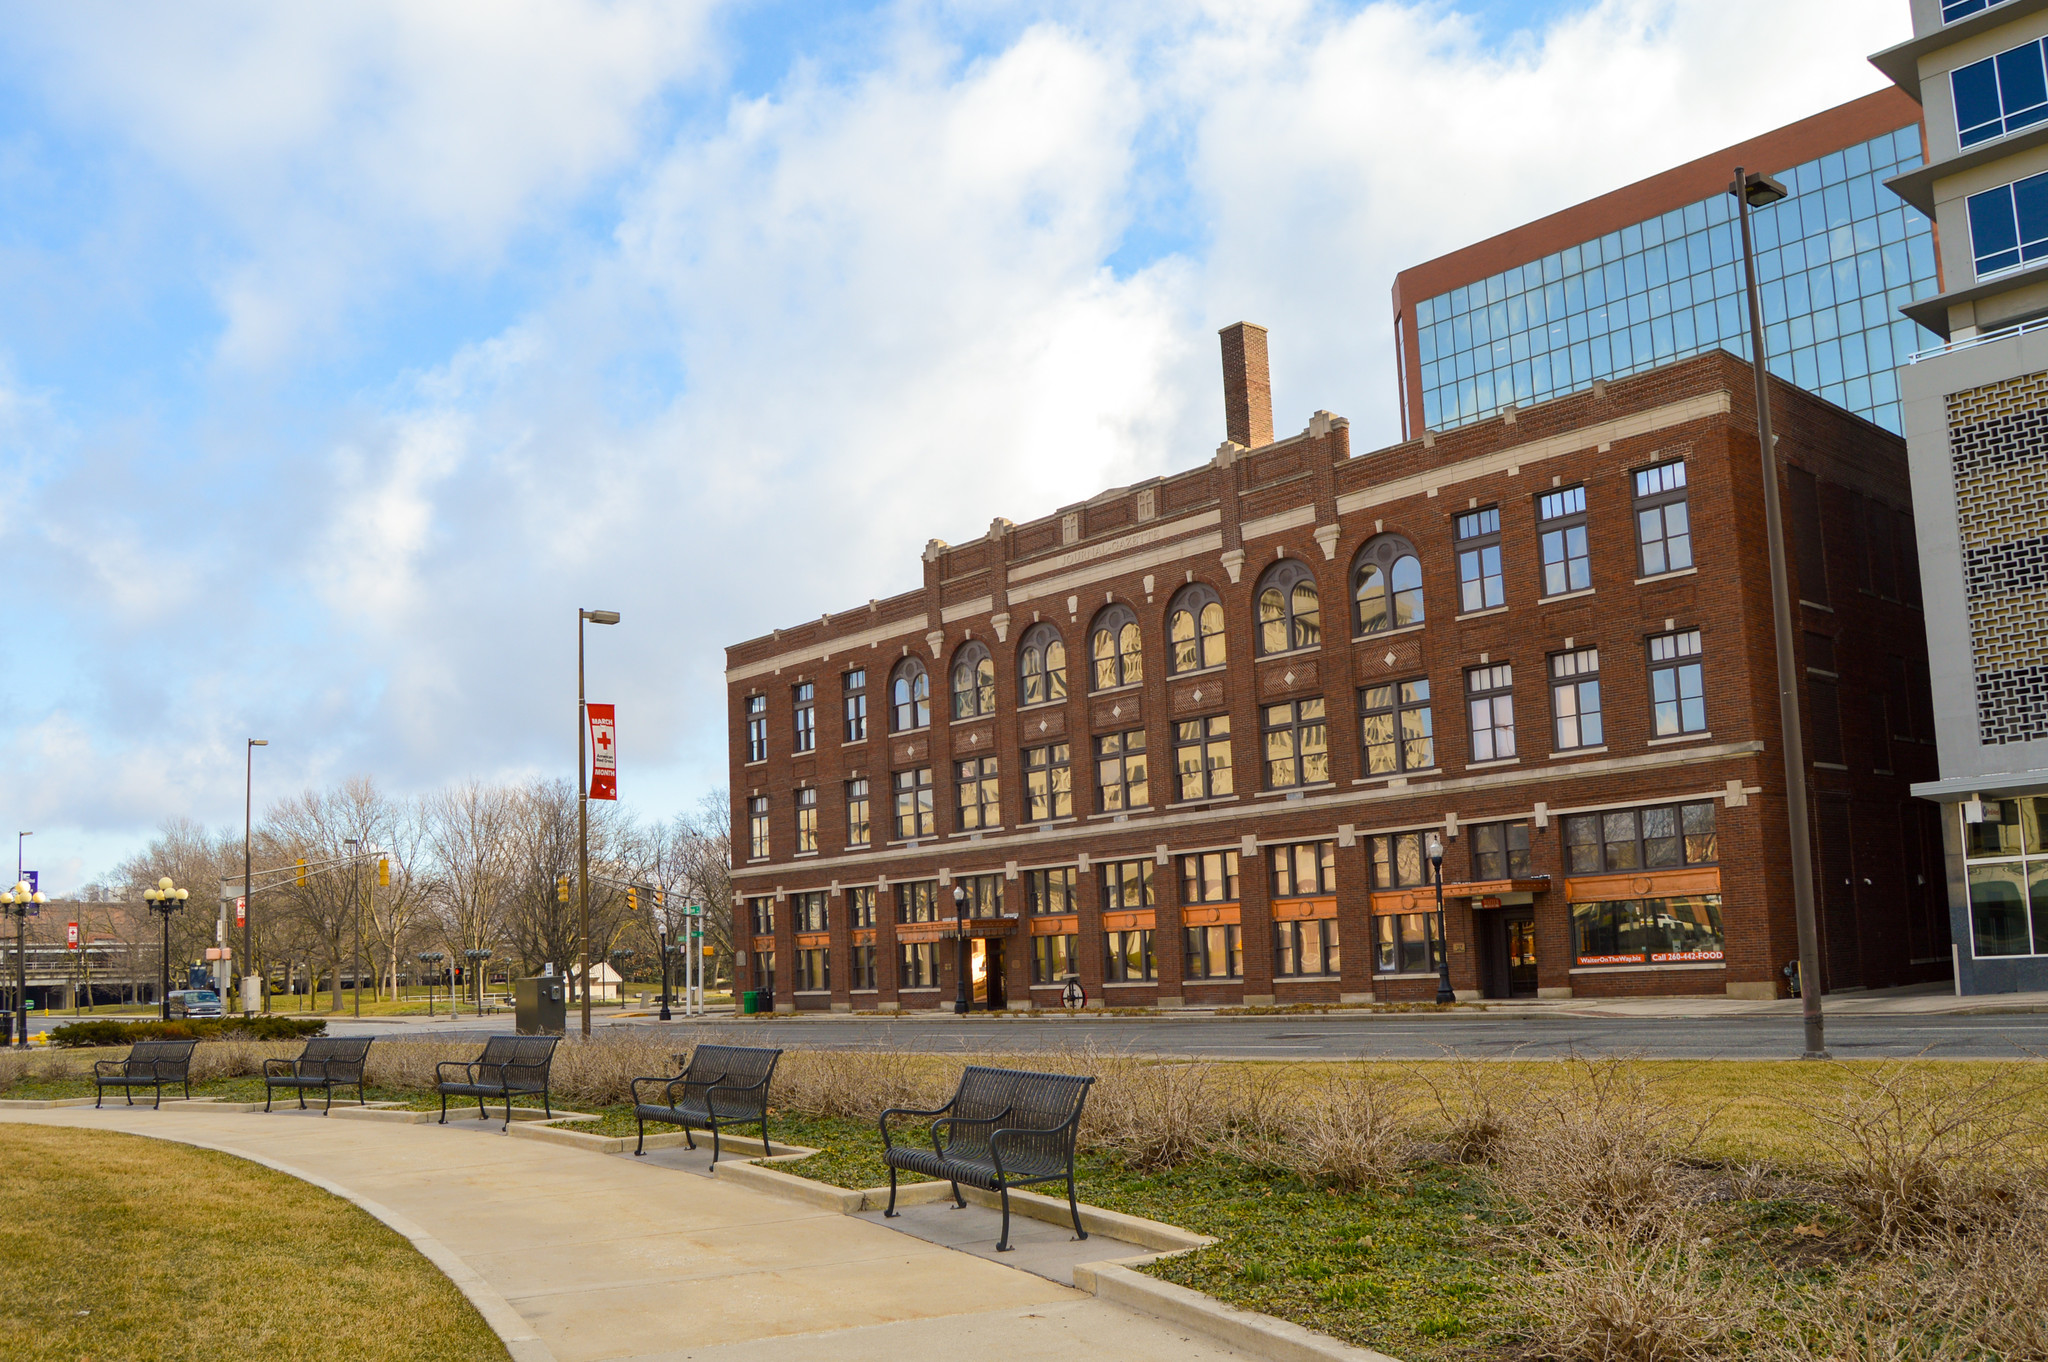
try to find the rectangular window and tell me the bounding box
[1956,39,2048,148]
[747,895,775,935]
[794,787,817,853]
[746,694,768,762]
[1455,507,1505,611]
[1549,648,1602,750]
[899,942,938,988]
[849,944,876,991]
[1369,832,1430,888]
[1105,930,1156,982]
[845,778,870,848]
[1633,461,1692,577]
[956,757,1000,831]
[795,948,830,992]
[898,880,940,924]
[1961,798,2048,958]
[1274,919,1340,976]
[1182,924,1242,979]
[1031,934,1078,984]
[1270,840,1337,897]
[1561,801,1718,875]
[1573,896,1725,965]
[1471,821,1531,881]
[1262,698,1329,788]
[791,891,827,932]
[748,796,770,859]
[1648,630,1706,735]
[1025,867,1077,915]
[792,682,816,753]
[1945,0,2016,24]
[1174,715,1234,800]
[1374,913,1442,974]
[1096,730,1149,810]
[955,873,1002,918]
[893,768,934,839]
[848,886,877,928]
[1024,742,1073,821]
[756,952,775,998]
[1179,850,1241,904]
[1789,466,1829,606]
[1360,679,1434,775]
[1810,678,1845,764]
[1967,171,2048,278]
[843,669,867,742]
[1538,486,1590,596]
[1101,859,1155,910]
[1466,664,1516,761]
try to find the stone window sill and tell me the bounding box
[1645,731,1712,747]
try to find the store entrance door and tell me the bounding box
[971,939,1006,1010]
[1477,910,1539,999]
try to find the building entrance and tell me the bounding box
[1477,910,1538,999]
[971,939,1006,1010]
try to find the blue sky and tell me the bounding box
[0,0,1910,892]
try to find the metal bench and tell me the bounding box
[629,1043,782,1161]
[435,1035,560,1129]
[263,1037,374,1113]
[880,1065,1095,1252]
[93,1039,198,1109]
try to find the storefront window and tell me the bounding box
[1960,799,2048,957]
[1572,895,1724,965]
[1374,913,1442,974]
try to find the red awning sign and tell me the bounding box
[588,703,617,801]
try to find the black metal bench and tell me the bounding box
[880,1065,1095,1252]
[436,1035,560,1130]
[93,1039,198,1108]
[263,1037,374,1113]
[629,1044,782,1162]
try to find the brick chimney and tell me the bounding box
[1218,322,1273,448]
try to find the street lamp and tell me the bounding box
[142,877,190,1022]
[243,739,267,1017]
[657,923,673,1021]
[577,606,621,1038]
[1731,165,1828,1061]
[610,948,635,1009]
[418,951,445,1017]
[2,881,47,1046]
[1426,833,1454,1006]
[466,948,493,1014]
[952,884,971,1016]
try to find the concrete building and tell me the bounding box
[1875,0,2048,992]
[1392,90,1940,441]
[723,328,1946,1013]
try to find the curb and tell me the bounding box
[950,1184,1213,1252]
[1075,1260,1402,1362]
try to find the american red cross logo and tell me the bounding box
[596,729,612,753]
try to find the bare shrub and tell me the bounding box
[363,1040,466,1093]
[1523,1227,1752,1362]
[1416,1052,1521,1164]
[1795,1061,2046,1249]
[1243,1068,1414,1191]
[187,1041,297,1083]
[0,1050,37,1088]
[772,1047,954,1122]
[1072,1053,1230,1170]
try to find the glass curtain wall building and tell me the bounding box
[1391,91,1940,440]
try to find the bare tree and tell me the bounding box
[423,781,516,995]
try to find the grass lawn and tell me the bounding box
[0,1125,507,1361]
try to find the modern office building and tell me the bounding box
[1875,0,2048,993]
[1391,89,1940,441]
[724,327,1945,1013]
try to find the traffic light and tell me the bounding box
[296,858,307,887]
[627,887,639,912]
[654,889,664,909]
[556,874,570,903]
[378,857,391,887]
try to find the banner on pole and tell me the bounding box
[236,897,246,926]
[588,703,618,801]
[66,922,78,950]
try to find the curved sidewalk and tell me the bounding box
[0,1105,1258,1362]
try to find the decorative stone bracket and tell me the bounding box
[1313,524,1341,560]
[1220,548,1246,583]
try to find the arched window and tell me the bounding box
[1017,623,1067,706]
[1167,585,1226,673]
[1255,561,1321,655]
[1353,536,1426,635]
[1089,604,1143,690]
[950,642,995,720]
[890,658,930,731]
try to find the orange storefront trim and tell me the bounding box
[1181,903,1242,926]
[1103,909,1157,932]
[1271,896,1336,922]
[1564,867,1722,903]
[1030,914,1079,937]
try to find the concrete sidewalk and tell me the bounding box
[0,1105,1267,1362]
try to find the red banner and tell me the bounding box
[236,897,246,926]
[588,703,617,800]
[67,922,78,951]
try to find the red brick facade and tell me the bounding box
[725,346,1946,1012]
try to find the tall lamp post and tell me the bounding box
[1425,833,1454,1006]
[952,884,971,1016]
[658,923,673,1021]
[466,948,493,1014]
[143,877,189,1022]
[3,882,47,1046]
[577,607,621,1038]
[243,739,267,1017]
[1732,165,1828,1061]
[418,952,444,1017]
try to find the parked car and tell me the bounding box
[167,990,223,1020]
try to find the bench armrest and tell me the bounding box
[93,1059,123,1077]
[878,1099,955,1151]
[435,1059,478,1083]
[932,1108,1011,1156]
[630,1075,694,1105]
[263,1058,298,1078]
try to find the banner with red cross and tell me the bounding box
[588,703,617,800]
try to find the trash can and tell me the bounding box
[515,977,568,1035]
[741,990,761,1016]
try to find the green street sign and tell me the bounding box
[23,1001,35,1010]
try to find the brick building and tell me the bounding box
[725,328,1947,1011]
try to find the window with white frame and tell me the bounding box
[1167,585,1227,672]
[1466,664,1516,761]
[745,694,768,762]
[1024,742,1071,821]
[956,757,999,831]
[1359,679,1434,775]
[1255,561,1322,654]
[1173,715,1233,800]
[843,669,867,742]
[1538,486,1590,596]
[1648,630,1706,736]
[747,796,769,858]
[893,768,934,839]
[1262,698,1329,787]
[1455,508,1504,611]
[1096,730,1148,811]
[792,682,815,753]
[845,778,870,847]
[794,787,817,853]
[1549,648,1602,750]
[1633,462,1692,577]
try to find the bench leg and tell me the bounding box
[950,1180,965,1210]
[95,1085,103,1110]
[477,1094,489,1121]
[1067,1173,1087,1241]
[997,1185,1013,1253]
[438,1090,449,1125]
[884,1167,899,1218]
[264,1084,274,1114]
[635,1115,645,1157]
[502,1094,513,1132]
[709,1119,721,1166]
[299,1086,308,1111]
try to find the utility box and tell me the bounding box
[515,976,567,1035]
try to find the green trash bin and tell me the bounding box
[741,990,761,1016]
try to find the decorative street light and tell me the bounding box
[577,607,621,1039]
[657,923,674,1021]
[2,881,48,1047]
[418,951,445,1018]
[465,948,493,1015]
[142,877,190,1022]
[611,948,635,1009]
[243,739,267,1017]
[952,884,971,1016]
[1426,833,1454,1006]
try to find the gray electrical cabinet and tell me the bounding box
[515,976,567,1035]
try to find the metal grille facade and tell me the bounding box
[1948,370,2048,744]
